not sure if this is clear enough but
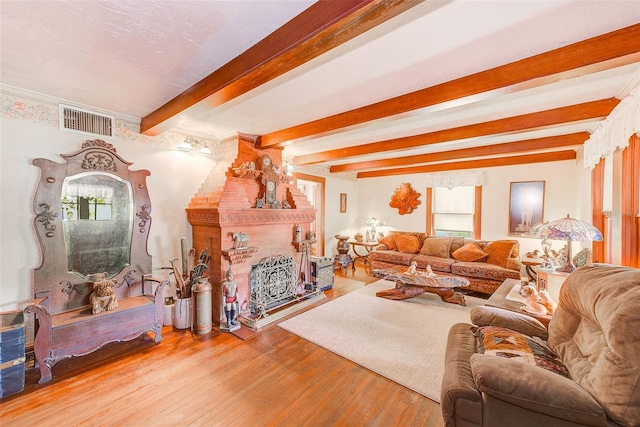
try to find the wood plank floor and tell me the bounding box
[0,268,444,427]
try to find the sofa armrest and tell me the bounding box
[441,323,482,427]
[470,354,606,425]
[506,257,521,272]
[470,306,548,340]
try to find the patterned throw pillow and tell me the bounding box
[483,240,516,268]
[452,242,488,262]
[378,234,397,250]
[394,234,421,254]
[419,237,453,258]
[472,325,570,378]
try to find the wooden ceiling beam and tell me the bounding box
[329,132,589,172]
[356,151,577,178]
[140,0,421,136]
[295,99,617,165]
[260,23,640,149]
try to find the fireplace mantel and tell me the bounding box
[187,208,315,226]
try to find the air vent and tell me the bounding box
[59,104,114,137]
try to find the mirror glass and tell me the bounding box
[61,172,133,278]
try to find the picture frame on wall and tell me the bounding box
[508,181,545,236]
[340,193,347,213]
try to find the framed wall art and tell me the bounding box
[340,193,347,213]
[508,181,545,236]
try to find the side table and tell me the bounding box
[537,269,570,302]
[486,278,551,327]
[349,241,380,271]
[521,257,543,281]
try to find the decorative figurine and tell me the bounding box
[521,284,548,315]
[220,268,240,332]
[230,231,249,249]
[406,260,418,275]
[294,224,303,242]
[538,289,557,314]
[425,264,435,276]
[90,277,119,315]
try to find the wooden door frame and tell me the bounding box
[293,172,326,256]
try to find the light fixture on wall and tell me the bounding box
[534,214,603,273]
[178,136,212,155]
[283,161,294,176]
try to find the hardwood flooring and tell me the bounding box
[0,267,444,427]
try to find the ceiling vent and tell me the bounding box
[59,104,114,137]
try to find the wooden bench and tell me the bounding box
[25,275,167,384]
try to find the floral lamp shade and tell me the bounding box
[534,214,603,272]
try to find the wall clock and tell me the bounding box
[260,154,272,171]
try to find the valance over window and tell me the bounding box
[584,84,640,169]
[425,172,484,189]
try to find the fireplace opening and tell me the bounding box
[241,254,324,328]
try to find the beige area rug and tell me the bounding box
[278,279,486,403]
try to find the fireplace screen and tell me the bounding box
[250,255,297,316]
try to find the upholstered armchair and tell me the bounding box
[441,264,640,427]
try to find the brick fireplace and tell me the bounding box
[186,134,316,327]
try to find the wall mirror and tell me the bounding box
[32,139,151,314]
[61,171,133,278]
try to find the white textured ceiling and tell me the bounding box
[1,1,640,172]
[0,0,314,118]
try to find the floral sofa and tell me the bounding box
[369,231,522,295]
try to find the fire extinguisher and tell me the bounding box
[192,278,212,334]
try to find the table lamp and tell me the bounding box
[366,216,383,241]
[534,214,603,273]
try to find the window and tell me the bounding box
[430,186,478,238]
[591,134,640,267]
[62,195,112,221]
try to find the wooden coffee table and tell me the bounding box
[486,278,552,326]
[373,268,470,306]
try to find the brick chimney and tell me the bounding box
[186,134,316,326]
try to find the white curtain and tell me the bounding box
[433,186,475,233]
[584,84,640,169]
[425,171,484,188]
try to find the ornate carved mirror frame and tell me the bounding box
[32,139,152,314]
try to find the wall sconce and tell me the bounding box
[178,137,212,155]
[283,161,294,176]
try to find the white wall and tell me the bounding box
[295,164,360,258]
[358,173,427,235]
[324,174,360,257]
[357,161,582,258]
[0,88,596,308]
[0,118,214,307]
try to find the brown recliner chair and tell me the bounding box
[441,264,640,427]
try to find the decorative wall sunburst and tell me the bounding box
[389,182,421,215]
